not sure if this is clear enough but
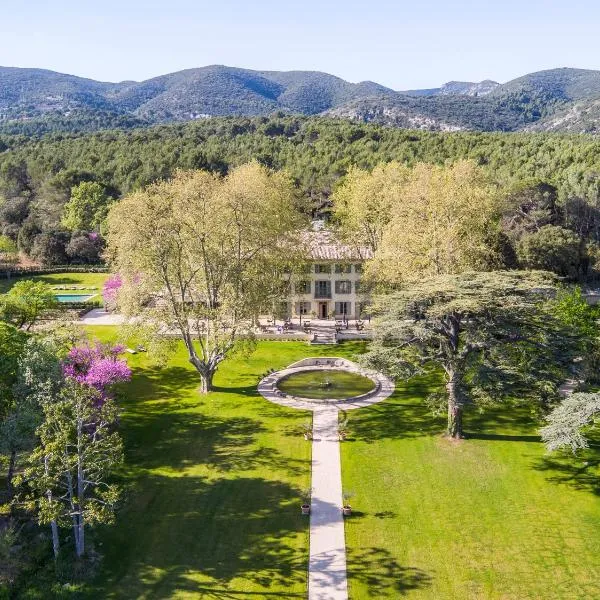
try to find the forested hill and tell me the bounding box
[3,115,600,267]
[5,65,600,133]
[3,114,600,210]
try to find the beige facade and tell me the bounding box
[288,261,369,319]
[279,225,372,320]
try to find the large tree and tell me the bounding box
[332,161,410,253]
[20,381,122,559]
[366,160,502,284]
[106,163,303,393]
[61,181,111,232]
[362,271,580,438]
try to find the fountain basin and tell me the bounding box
[277,368,376,400]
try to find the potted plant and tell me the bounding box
[338,415,350,441]
[301,488,312,515]
[337,424,350,441]
[301,421,313,441]
[342,491,354,516]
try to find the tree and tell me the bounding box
[332,162,410,253]
[0,235,18,271]
[540,392,600,453]
[106,163,303,393]
[101,274,122,310]
[6,328,82,556]
[30,231,69,265]
[517,225,583,279]
[62,341,131,399]
[65,231,105,264]
[20,381,123,558]
[0,280,57,330]
[366,161,502,284]
[362,271,579,438]
[0,322,28,495]
[501,181,560,236]
[61,181,111,232]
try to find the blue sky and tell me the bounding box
[1,0,599,89]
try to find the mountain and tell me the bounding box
[324,93,527,132]
[3,64,600,134]
[402,80,499,97]
[0,65,396,122]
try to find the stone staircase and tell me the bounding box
[310,331,337,345]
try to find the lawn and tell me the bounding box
[15,326,600,599]
[0,272,108,295]
[60,330,367,599]
[341,374,600,599]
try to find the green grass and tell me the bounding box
[16,327,600,598]
[70,330,367,599]
[278,369,375,399]
[0,272,108,295]
[341,374,600,599]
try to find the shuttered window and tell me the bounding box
[335,280,352,294]
[335,302,351,315]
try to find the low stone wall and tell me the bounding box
[287,357,355,369]
[256,332,311,341]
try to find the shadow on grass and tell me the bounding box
[348,375,445,442]
[92,475,309,599]
[534,447,600,496]
[347,547,432,596]
[120,397,305,476]
[467,433,542,442]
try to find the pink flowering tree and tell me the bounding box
[102,274,122,309]
[62,341,131,399]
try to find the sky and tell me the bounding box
[1,0,599,89]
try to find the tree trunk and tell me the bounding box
[446,378,464,439]
[6,449,17,496]
[188,355,216,394]
[76,418,85,558]
[50,519,60,560]
[199,369,214,394]
[44,456,60,559]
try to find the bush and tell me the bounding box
[66,232,105,264]
[30,232,70,266]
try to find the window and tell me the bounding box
[298,263,312,275]
[335,301,351,316]
[315,280,331,298]
[335,280,352,294]
[355,280,367,294]
[335,263,352,274]
[315,264,331,274]
[296,301,311,315]
[354,263,363,273]
[294,280,311,294]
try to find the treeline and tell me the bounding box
[3,115,600,272]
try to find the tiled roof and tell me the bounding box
[302,229,373,261]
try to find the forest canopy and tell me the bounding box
[2,115,600,276]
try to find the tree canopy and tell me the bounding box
[106,162,304,392]
[362,271,580,438]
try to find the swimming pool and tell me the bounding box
[54,294,95,303]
